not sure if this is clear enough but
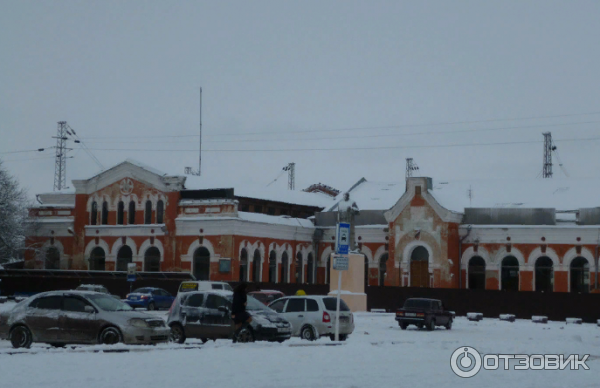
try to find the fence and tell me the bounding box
[1,271,599,323]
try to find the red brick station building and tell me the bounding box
[26,160,600,293]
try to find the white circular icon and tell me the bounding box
[120,178,134,195]
[451,346,482,378]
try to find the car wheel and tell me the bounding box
[200,337,208,344]
[99,326,123,345]
[277,339,286,343]
[300,326,316,341]
[417,324,424,330]
[236,327,255,343]
[400,323,408,330]
[169,324,186,344]
[10,326,32,349]
[147,302,156,311]
[427,319,436,332]
[445,319,453,330]
[49,343,66,348]
[338,334,348,341]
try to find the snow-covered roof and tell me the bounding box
[177,212,315,228]
[183,175,333,208]
[429,178,600,212]
[327,179,406,211]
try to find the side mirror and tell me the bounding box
[217,306,229,314]
[84,305,96,314]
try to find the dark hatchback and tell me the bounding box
[167,290,292,344]
[395,298,453,331]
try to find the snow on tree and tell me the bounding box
[0,160,34,264]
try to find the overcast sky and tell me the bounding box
[1,1,599,199]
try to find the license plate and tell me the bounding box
[405,313,416,317]
[277,328,290,333]
[131,297,138,300]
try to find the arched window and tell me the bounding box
[91,201,98,225]
[535,256,553,292]
[379,253,388,286]
[89,247,105,271]
[281,252,289,283]
[144,201,152,225]
[193,247,210,281]
[468,256,486,290]
[239,248,248,282]
[144,247,161,272]
[570,257,589,293]
[295,252,303,283]
[252,249,261,282]
[307,253,314,284]
[410,246,429,287]
[102,201,109,225]
[501,256,519,291]
[157,200,164,224]
[128,201,136,225]
[269,250,277,283]
[364,256,369,289]
[45,247,60,269]
[116,246,133,272]
[117,201,124,225]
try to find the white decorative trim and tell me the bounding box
[460,246,492,270]
[181,238,216,263]
[110,237,139,260]
[139,238,165,265]
[401,240,436,287]
[360,245,374,266]
[84,239,112,268]
[563,247,595,292]
[40,240,66,269]
[528,247,560,292]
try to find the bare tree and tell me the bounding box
[0,160,33,264]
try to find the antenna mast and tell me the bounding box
[53,121,70,191]
[542,132,554,178]
[406,158,419,179]
[199,87,202,176]
[283,163,295,190]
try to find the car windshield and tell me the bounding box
[87,294,132,311]
[226,295,272,311]
[404,299,433,309]
[133,288,149,293]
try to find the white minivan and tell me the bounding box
[177,281,233,294]
[268,295,354,341]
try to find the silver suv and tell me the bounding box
[268,296,354,341]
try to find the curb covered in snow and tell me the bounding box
[467,313,483,322]
[566,318,583,325]
[532,316,548,324]
[499,314,516,322]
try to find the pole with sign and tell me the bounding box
[333,222,350,341]
[127,263,136,294]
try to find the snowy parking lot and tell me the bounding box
[0,301,598,388]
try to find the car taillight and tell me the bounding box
[323,311,331,323]
[417,313,425,317]
[141,295,148,300]
[126,294,130,298]
[396,311,404,316]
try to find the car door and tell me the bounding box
[203,294,233,338]
[432,301,447,325]
[150,290,164,308]
[282,298,306,336]
[25,295,63,342]
[60,295,99,343]
[268,298,287,314]
[160,289,174,309]
[180,293,205,338]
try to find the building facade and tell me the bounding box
[25,160,600,293]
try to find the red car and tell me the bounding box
[249,290,285,306]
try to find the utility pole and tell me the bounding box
[406,158,419,179]
[283,163,295,190]
[53,121,71,191]
[542,132,555,179]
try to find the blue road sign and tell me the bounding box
[127,274,136,282]
[335,222,350,255]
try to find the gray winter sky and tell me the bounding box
[1,1,599,198]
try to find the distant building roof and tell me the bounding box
[303,183,340,198]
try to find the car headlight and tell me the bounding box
[128,318,149,328]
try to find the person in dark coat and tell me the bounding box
[232,282,252,342]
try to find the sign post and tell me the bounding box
[127,263,136,294]
[332,253,349,342]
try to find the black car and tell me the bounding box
[395,298,453,331]
[166,290,292,343]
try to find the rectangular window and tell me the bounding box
[285,298,305,312]
[219,259,231,273]
[267,207,276,215]
[323,297,351,312]
[254,205,262,213]
[306,299,319,312]
[186,294,204,307]
[241,204,250,212]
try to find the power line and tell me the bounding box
[0,148,52,155]
[82,135,600,153]
[77,120,600,144]
[1,156,56,163]
[77,110,600,140]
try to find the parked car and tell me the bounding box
[249,290,285,305]
[167,290,292,344]
[0,290,170,348]
[76,284,121,300]
[268,296,354,341]
[395,298,453,331]
[124,287,175,311]
[177,281,233,294]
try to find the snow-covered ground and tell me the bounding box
[0,301,598,388]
